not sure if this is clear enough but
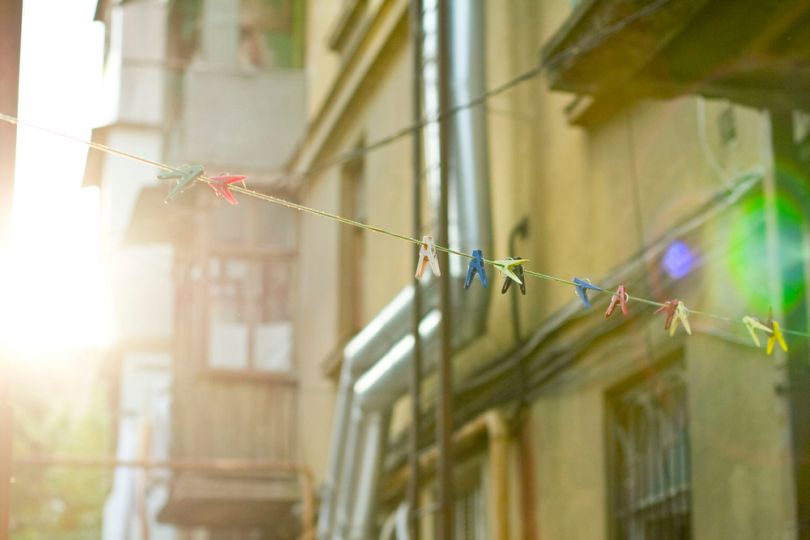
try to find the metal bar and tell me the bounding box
[0,2,22,538]
[409,0,424,537]
[436,0,454,537]
[14,456,306,473]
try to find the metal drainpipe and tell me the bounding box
[320,0,491,537]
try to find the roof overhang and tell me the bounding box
[542,0,810,121]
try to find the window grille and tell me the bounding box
[610,366,691,540]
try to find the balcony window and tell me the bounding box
[205,196,295,374]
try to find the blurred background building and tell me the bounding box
[88,0,306,538]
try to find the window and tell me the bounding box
[205,196,295,373]
[338,147,366,341]
[609,366,691,540]
[239,0,305,69]
[454,460,487,540]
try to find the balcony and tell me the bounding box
[167,67,306,180]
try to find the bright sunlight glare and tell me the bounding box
[0,0,114,356]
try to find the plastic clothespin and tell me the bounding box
[765,307,788,355]
[655,299,691,336]
[573,277,601,309]
[160,164,204,202]
[495,257,529,295]
[655,299,678,333]
[415,235,441,279]
[208,174,247,205]
[464,250,487,289]
[742,315,772,348]
[672,302,692,336]
[605,284,629,318]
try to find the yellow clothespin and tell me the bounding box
[493,258,529,286]
[670,301,692,337]
[766,307,788,355]
[742,315,772,348]
[414,235,441,279]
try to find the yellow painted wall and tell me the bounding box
[295,0,797,537]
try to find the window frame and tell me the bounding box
[606,357,692,540]
[197,191,298,382]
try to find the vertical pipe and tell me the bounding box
[0,2,22,538]
[485,412,510,540]
[769,110,810,540]
[409,0,424,538]
[436,0,454,537]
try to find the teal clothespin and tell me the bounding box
[160,164,204,202]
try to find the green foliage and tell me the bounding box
[10,385,112,540]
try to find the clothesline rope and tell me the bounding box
[0,111,805,341]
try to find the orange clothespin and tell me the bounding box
[765,307,788,355]
[605,284,629,318]
[208,174,247,205]
[415,235,441,279]
[742,315,772,348]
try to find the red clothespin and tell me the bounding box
[655,299,679,333]
[415,235,441,279]
[209,174,247,205]
[605,284,629,318]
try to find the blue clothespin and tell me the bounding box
[573,277,601,309]
[464,250,487,289]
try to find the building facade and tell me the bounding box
[89,0,308,538]
[290,0,810,538]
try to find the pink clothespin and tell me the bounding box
[656,300,691,336]
[415,235,441,279]
[655,300,678,332]
[605,284,629,318]
[209,174,247,205]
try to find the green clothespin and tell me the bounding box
[160,164,204,202]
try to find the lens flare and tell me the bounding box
[662,241,697,279]
[727,175,806,313]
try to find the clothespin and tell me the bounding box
[415,235,441,279]
[605,284,629,318]
[655,300,678,333]
[742,315,772,348]
[208,174,247,205]
[672,302,692,336]
[464,250,487,289]
[160,164,204,202]
[765,307,788,355]
[495,257,529,295]
[573,277,601,309]
[655,299,691,336]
